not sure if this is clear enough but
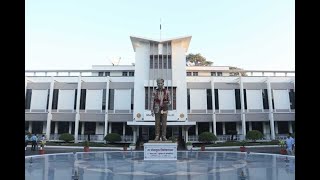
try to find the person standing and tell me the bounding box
[30,134,38,151]
[285,133,294,155]
[25,133,30,151]
[151,78,171,141]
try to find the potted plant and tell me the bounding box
[83,140,90,152]
[279,140,287,155]
[240,140,246,152]
[129,143,136,150]
[198,132,217,151]
[39,140,46,154]
[186,142,193,150]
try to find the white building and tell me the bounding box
[25,36,295,143]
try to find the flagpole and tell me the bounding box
[160,18,162,41]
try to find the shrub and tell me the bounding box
[82,140,90,147]
[104,133,121,143]
[59,133,74,143]
[245,130,264,142]
[186,142,192,146]
[198,132,217,143]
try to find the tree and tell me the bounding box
[229,66,247,76]
[186,53,213,66]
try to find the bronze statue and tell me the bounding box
[151,78,171,141]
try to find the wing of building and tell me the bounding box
[25,35,295,144]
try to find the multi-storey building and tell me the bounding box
[25,36,295,143]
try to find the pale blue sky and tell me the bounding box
[25,0,294,70]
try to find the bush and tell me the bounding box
[186,142,192,146]
[104,133,121,143]
[245,130,264,142]
[198,132,217,143]
[59,133,74,143]
[82,140,90,147]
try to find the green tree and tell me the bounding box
[186,53,213,66]
[229,66,247,76]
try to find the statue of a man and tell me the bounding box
[151,78,171,141]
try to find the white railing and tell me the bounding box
[121,135,133,142]
[275,134,288,140]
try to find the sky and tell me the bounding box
[25,0,295,71]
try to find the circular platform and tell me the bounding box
[25,151,294,180]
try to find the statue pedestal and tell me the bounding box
[144,142,177,160]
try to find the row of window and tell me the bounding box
[187,89,295,110]
[149,55,172,69]
[25,88,295,111]
[98,71,134,77]
[187,72,223,76]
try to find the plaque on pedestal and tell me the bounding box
[144,142,177,160]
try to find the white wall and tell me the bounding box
[172,40,188,120]
[190,89,207,110]
[58,90,75,110]
[133,41,150,120]
[114,89,131,110]
[273,90,290,109]
[218,90,235,110]
[86,90,103,110]
[30,90,48,110]
[246,90,263,110]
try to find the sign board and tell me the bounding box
[144,143,177,160]
[144,110,178,121]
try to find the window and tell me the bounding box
[150,57,154,69]
[207,89,212,110]
[262,89,269,109]
[108,89,114,110]
[122,72,128,76]
[168,56,172,69]
[80,89,86,110]
[186,72,192,76]
[46,89,50,109]
[244,89,247,109]
[217,72,222,76]
[187,89,190,110]
[214,89,219,109]
[129,72,134,76]
[105,72,110,76]
[159,55,163,69]
[25,89,32,109]
[289,89,295,109]
[211,72,216,76]
[131,88,134,110]
[74,89,77,110]
[235,89,241,109]
[193,72,198,76]
[102,89,106,110]
[52,89,59,109]
[98,72,104,76]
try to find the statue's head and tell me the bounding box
[156,78,164,89]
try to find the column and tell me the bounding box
[185,126,189,142]
[267,77,275,140]
[239,77,246,139]
[195,123,198,136]
[263,122,267,134]
[74,76,82,143]
[54,122,58,134]
[29,122,32,133]
[222,122,226,135]
[46,77,55,140]
[104,76,110,137]
[275,122,278,134]
[209,122,212,133]
[122,122,126,140]
[289,121,293,133]
[81,122,85,135]
[211,79,217,135]
[42,122,46,134]
[249,122,252,131]
[69,122,72,134]
[108,123,112,133]
[132,127,137,143]
[25,77,28,96]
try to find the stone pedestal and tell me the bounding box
[144,141,177,160]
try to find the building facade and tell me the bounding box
[25,36,295,143]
